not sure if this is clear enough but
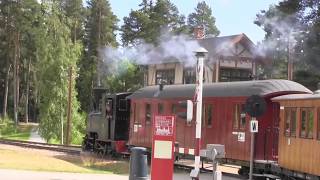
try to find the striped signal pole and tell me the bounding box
[193,47,208,180]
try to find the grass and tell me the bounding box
[0,122,33,141]
[0,148,129,174]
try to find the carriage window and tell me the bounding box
[284,108,297,137]
[158,103,164,115]
[318,108,320,140]
[206,104,213,127]
[119,99,127,111]
[240,104,246,129]
[134,103,140,123]
[233,104,245,130]
[300,108,314,139]
[171,104,177,114]
[233,104,240,129]
[145,104,151,124]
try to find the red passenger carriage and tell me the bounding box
[127,79,311,172]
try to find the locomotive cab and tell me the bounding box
[83,89,132,155]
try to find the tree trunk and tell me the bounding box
[25,58,31,123]
[3,64,11,118]
[13,33,18,125]
[65,67,73,145]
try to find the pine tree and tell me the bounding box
[77,0,118,112]
[187,1,220,37]
[60,0,85,42]
[254,0,320,89]
[120,0,185,46]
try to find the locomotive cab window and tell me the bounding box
[145,104,152,124]
[119,99,127,111]
[300,108,314,139]
[284,108,297,137]
[106,99,113,117]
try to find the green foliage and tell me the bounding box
[36,2,84,143]
[187,1,220,36]
[0,117,32,141]
[255,0,320,81]
[77,0,118,112]
[294,70,320,91]
[120,0,186,46]
[104,60,144,93]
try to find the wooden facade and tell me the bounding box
[273,94,320,177]
[143,34,257,86]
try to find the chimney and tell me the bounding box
[193,26,205,39]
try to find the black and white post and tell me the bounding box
[191,47,208,180]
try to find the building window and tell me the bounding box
[145,104,151,124]
[233,104,245,130]
[206,104,213,126]
[317,108,320,140]
[156,69,175,85]
[300,108,314,139]
[183,68,196,84]
[220,68,251,82]
[284,108,297,137]
[158,103,164,115]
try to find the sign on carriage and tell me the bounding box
[250,120,258,133]
[151,115,176,180]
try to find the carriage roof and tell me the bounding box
[272,92,320,101]
[128,79,311,99]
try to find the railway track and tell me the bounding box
[0,138,81,155]
[174,163,245,179]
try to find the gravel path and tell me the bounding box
[0,169,242,180]
[28,126,45,143]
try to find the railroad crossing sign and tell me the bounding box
[250,120,258,133]
[151,115,176,180]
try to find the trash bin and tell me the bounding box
[129,147,148,180]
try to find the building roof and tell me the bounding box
[127,79,312,100]
[199,33,255,59]
[138,33,256,65]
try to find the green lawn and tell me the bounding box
[0,123,33,141]
[0,148,129,174]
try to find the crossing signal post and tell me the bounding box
[244,95,267,180]
[177,100,193,122]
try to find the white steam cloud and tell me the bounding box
[100,31,202,76]
[255,8,306,57]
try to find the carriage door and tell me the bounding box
[106,99,113,140]
[271,102,280,160]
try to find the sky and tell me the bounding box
[109,0,282,44]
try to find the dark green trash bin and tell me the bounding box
[129,147,148,180]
